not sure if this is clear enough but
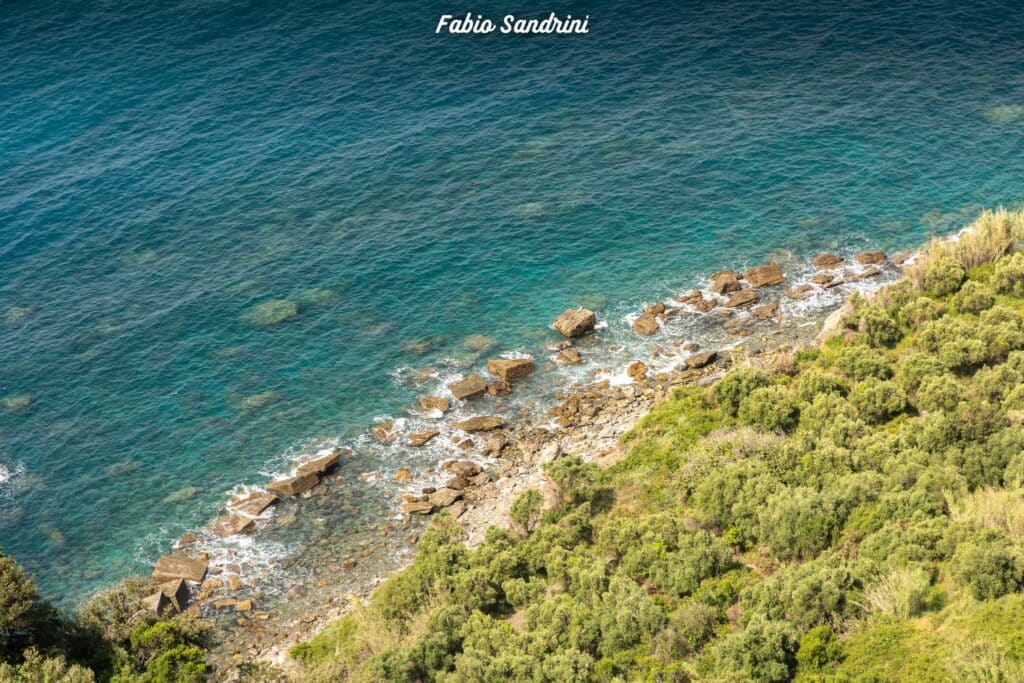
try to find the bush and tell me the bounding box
[898,297,945,330]
[856,305,902,347]
[510,489,543,534]
[795,626,842,674]
[738,386,799,432]
[849,379,906,424]
[993,251,1024,296]
[699,616,796,683]
[923,255,966,297]
[759,488,840,561]
[712,368,770,416]
[951,532,1023,600]
[0,547,40,659]
[973,365,1023,403]
[953,280,996,314]
[895,353,945,395]
[796,369,848,402]
[834,345,891,381]
[914,374,963,412]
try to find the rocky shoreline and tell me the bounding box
[138,248,905,678]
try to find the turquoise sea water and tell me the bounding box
[3,0,1024,601]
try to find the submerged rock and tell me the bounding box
[557,348,581,364]
[3,307,32,328]
[293,288,340,310]
[811,273,834,285]
[0,394,33,413]
[552,308,597,338]
[462,335,499,352]
[162,486,203,504]
[487,358,535,383]
[743,264,784,288]
[402,336,446,356]
[752,301,780,320]
[241,391,284,411]
[448,374,487,400]
[417,396,450,413]
[785,284,814,300]
[407,430,440,447]
[241,299,298,328]
[371,420,397,443]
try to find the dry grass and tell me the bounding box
[946,487,1024,542]
[905,207,1024,290]
[859,567,932,619]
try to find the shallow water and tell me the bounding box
[2,0,1024,602]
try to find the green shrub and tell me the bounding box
[796,369,848,402]
[712,367,771,416]
[914,374,964,412]
[953,280,996,314]
[973,365,1023,403]
[795,625,842,674]
[856,305,902,347]
[849,379,906,424]
[510,489,543,534]
[0,648,94,683]
[834,345,891,380]
[759,488,840,561]
[699,616,796,683]
[895,353,945,395]
[738,386,799,432]
[993,251,1024,296]
[924,255,966,297]
[898,297,945,330]
[0,546,40,659]
[951,532,1024,601]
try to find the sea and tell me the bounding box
[3,0,1024,603]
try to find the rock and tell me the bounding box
[229,492,279,517]
[236,599,252,612]
[693,296,719,313]
[453,416,505,432]
[676,290,703,305]
[293,288,340,310]
[483,436,507,457]
[143,591,172,616]
[392,467,413,483]
[724,289,758,307]
[557,348,581,364]
[176,533,198,548]
[407,430,440,447]
[784,284,814,300]
[552,308,597,338]
[812,253,845,268]
[240,299,298,328]
[486,381,511,396]
[448,500,466,519]
[685,351,717,369]
[627,361,647,380]
[752,301,779,320]
[446,476,471,490]
[267,472,320,496]
[401,500,434,515]
[811,273,834,285]
[743,264,784,288]
[854,250,886,265]
[854,266,882,279]
[241,391,284,411]
[296,449,344,477]
[402,336,445,356]
[207,515,255,538]
[462,334,499,352]
[3,306,32,329]
[645,302,667,316]
[428,488,463,508]
[153,555,208,584]
[487,358,535,383]
[822,278,844,289]
[448,374,487,400]
[228,575,242,591]
[892,252,909,266]
[371,420,396,443]
[537,443,562,464]
[417,396,450,413]
[632,313,660,336]
[159,578,190,613]
[444,460,482,478]
[683,342,700,352]
[0,394,33,413]
[213,598,237,609]
[710,271,741,294]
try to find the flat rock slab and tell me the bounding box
[785,284,814,300]
[444,459,483,478]
[153,554,209,584]
[487,358,535,383]
[811,273,834,285]
[855,250,886,265]
[685,351,717,369]
[448,374,487,400]
[725,289,758,307]
[812,253,845,268]
[229,491,279,517]
[744,264,784,288]
[453,416,505,432]
[267,471,320,496]
[407,429,440,447]
[401,500,434,515]
[296,449,344,477]
[552,308,596,337]
[428,488,463,508]
[207,514,255,538]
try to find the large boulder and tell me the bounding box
[267,472,320,496]
[453,416,505,432]
[401,500,434,515]
[725,289,758,307]
[448,374,487,400]
[552,308,596,338]
[710,271,741,294]
[685,351,717,369]
[487,358,535,383]
[153,555,208,583]
[444,460,482,478]
[744,264,784,288]
[632,313,660,336]
[428,488,463,508]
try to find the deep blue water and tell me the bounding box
[3,0,1024,601]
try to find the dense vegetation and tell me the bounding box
[0,555,211,681]
[291,209,1024,681]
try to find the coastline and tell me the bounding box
[172,249,906,676]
